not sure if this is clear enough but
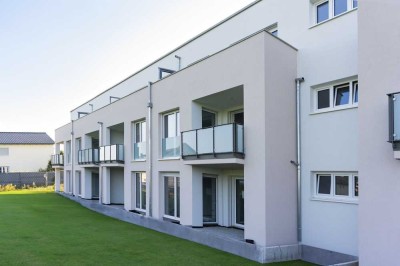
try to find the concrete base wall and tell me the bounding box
[58,192,359,265]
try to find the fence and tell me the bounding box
[0,172,63,188]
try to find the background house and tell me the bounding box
[0,132,54,172]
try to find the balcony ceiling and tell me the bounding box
[194,85,243,110]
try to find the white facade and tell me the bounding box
[0,144,53,172]
[53,1,363,264]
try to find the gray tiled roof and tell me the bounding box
[0,132,54,145]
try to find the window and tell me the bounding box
[133,120,146,160]
[162,111,180,158]
[135,172,146,211]
[313,0,357,25]
[315,173,358,202]
[270,30,278,37]
[202,109,216,128]
[0,166,9,173]
[164,175,180,219]
[0,148,9,156]
[314,79,358,112]
[334,0,347,16]
[317,1,329,23]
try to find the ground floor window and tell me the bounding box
[76,171,81,196]
[203,175,217,223]
[135,172,146,211]
[314,172,358,202]
[233,178,244,227]
[164,175,180,219]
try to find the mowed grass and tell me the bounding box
[0,191,313,266]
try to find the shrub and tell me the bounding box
[0,184,17,192]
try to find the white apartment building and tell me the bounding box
[52,0,369,264]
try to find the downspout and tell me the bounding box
[147,82,153,217]
[71,120,74,196]
[98,122,103,204]
[175,55,181,70]
[294,77,304,242]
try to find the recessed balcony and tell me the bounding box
[51,154,64,167]
[78,148,100,165]
[181,123,244,160]
[99,144,124,164]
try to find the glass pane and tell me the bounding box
[135,123,141,142]
[198,128,213,154]
[164,176,175,216]
[142,122,146,140]
[317,89,330,109]
[394,93,400,141]
[110,145,116,161]
[141,173,146,210]
[176,112,180,136]
[353,82,358,103]
[202,110,216,128]
[136,174,140,209]
[353,0,358,8]
[93,149,99,163]
[317,175,331,194]
[335,175,349,196]
[92,173,99,198]
[118,145,124,161]
[162,136,180,158]
[134,142,146,160]
[176,177,180,218]
[203,177,216,223]
[236,124,244,153]
[182,131,196,156]
[354,176,359,197]
[317,1,329,23]
[236,179,244,225]
[214,124,233,153]
[99,146,105,161]
[334,0,347,16]
[335,85,350,106]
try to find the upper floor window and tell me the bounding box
[0,148,9,156]
[133,120,146,160]
[313,0,358,25]
[162,110,180,158]
[314,79,358,113]
[314,172,358,203]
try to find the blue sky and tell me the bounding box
[0,0,253,139]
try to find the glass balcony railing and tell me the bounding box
[78,148,100,165]
[51,154,64,166]
[133,142,146,160]
[162,136,181,158]
[181,123,244,159]
[99,144,124,163]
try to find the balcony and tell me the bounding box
[181,123,244,160]
[99,144,124,163]
[78,148,100,165]
[51,154,64,166]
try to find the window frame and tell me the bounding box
[134,172,147,212]
[161,110,180,159]
[313,79,358,113]
[163,174,180,221]
[133,120,146,161]
[314,172,359,203]
[313,0,358,26]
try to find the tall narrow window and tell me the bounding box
[334,0,348,16]
[353,0,358,8]
[133,121,146,160]
[135,172,146,211]
[162,111,180,158]
[354,175,358,197]
[317,1,329,23]
[164,175,180,219]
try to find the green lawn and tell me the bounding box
[0,191,313,265]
